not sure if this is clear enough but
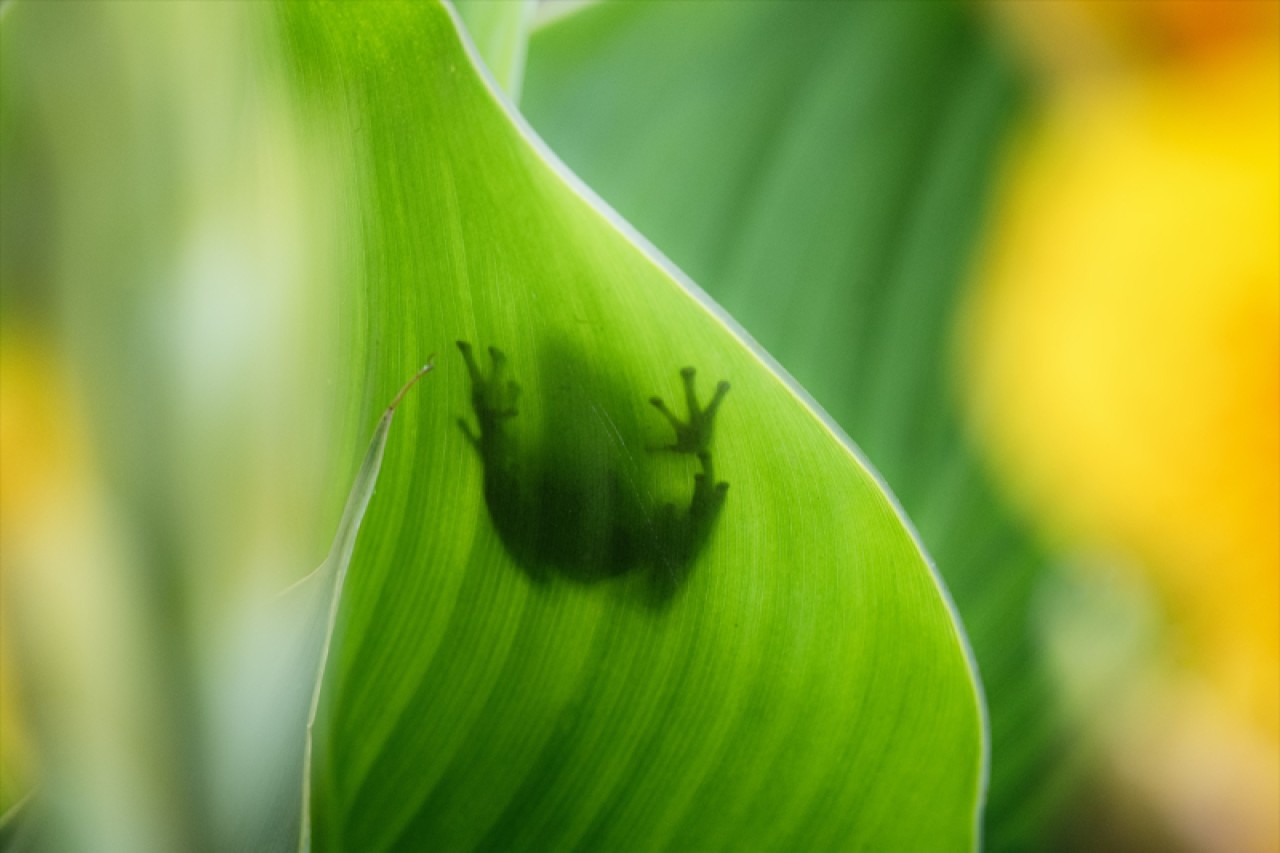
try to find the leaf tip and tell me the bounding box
[385,356,435,414]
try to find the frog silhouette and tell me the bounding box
[457,340,729,603]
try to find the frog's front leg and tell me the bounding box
[647,368,730,599]
[457,340,521,452]
[459,341,559,581]
[650,366,729,456]
[650,367,730,516]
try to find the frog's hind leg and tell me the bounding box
[691,451,730,517]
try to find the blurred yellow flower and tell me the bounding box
[970,4,1278,850]
[1,330,203,848]
[0,332,87,811]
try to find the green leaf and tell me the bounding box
[522,1,1079,849]
[274,2,984,850]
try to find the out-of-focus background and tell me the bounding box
[969,2,1278,850]
[1,1,1277,851]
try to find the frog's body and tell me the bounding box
[457,341,729,599]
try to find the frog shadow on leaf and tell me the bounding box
[457,340,730,605]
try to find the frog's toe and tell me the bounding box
[457,340,482,380]
[650,395,680,426]
[680,366,699,411]
[705,380,731,419]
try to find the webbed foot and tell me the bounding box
[650,366,729,455]
[457,341,521,444]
